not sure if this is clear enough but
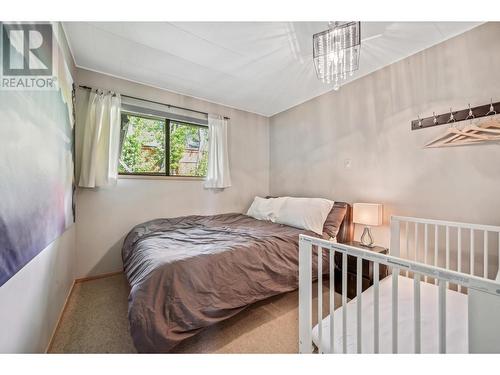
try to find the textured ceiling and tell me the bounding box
[64,22,481,116]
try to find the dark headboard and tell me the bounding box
[334,201,354,244]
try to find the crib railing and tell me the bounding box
[391,216,500,285]
[298,215,500,354]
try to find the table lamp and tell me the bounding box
[353,203,383,247]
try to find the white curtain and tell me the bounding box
[78,89,121,188]
[204,114,232,189]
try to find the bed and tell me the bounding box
[122,202,352,353]
[299,215,500,354]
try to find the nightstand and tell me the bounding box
[334,241,388,299]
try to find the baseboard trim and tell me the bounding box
[75,270,123,283]
[45,279,76,353]
[45,270,124,353]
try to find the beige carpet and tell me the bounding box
[49,273,342,354]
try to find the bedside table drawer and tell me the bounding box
[334,253,376,279]
[334,271,372,297]
[333,242,389,299]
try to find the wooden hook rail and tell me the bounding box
[411,101,500,131]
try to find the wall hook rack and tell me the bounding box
[411,100,500,130]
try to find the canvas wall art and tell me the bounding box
[0,22,75,286]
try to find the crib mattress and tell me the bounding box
[311,275,468,353]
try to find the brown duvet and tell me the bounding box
[122,213,329,353]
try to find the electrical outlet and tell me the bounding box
[344,158,352,169]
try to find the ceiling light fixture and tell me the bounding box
[313,21,361,90]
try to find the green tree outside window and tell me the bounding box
[119,114,208,177]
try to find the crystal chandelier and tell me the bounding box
[313,21,361,90]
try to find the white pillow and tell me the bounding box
[246,196,285,222]
[274,197,334,235]
[496,270,500,283]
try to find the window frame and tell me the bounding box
[118,110,209,178]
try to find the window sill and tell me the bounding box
[118,174,206,181]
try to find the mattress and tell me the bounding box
[312,275,468,353]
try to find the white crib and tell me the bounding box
[298,215,500,354]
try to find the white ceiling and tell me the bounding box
[63,22,481,116]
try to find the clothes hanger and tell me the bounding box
[475,101,500,131]
[423,109,490,148]
[426,131,491,148]
[444,101,500,145]
[423,112,455,147]
[441,104,489,144]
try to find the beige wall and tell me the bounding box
[75,69,270,277]
[0,23,77,353]
[269,22,500,249]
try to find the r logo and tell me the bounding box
[2,23,53,76]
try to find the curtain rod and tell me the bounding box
[78,85,230,120]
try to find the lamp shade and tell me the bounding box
[353,203,383,226]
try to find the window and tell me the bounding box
[119,112,209,177]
